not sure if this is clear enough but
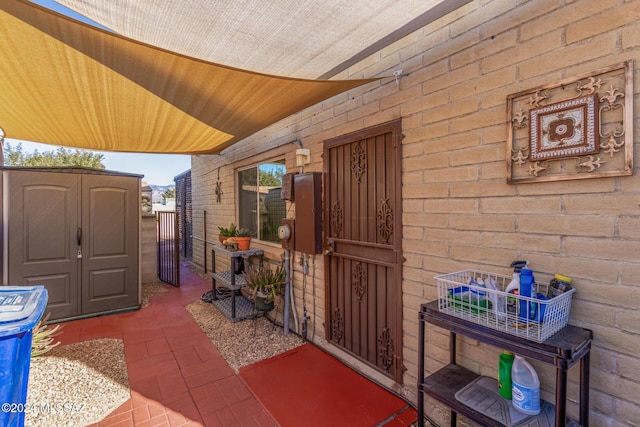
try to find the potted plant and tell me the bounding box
[218,223,237,244]
[235,227,254,250]
[243,263,286,311]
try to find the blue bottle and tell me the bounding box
[518,269,535,321]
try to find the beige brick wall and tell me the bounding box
[190,0,640,424]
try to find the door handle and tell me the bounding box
[324,238,334,256]
[77,227,83,259]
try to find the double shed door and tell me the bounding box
[6,170,139,320]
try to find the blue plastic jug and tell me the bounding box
[518,269,535,321]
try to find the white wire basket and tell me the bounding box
[435,270,575,343]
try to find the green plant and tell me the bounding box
[235,228,254,237]
[218,223,237,237]
[31,312,63,357]
[243,263,286,303]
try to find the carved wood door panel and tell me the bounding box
[323,120,403,383]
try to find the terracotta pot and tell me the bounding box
[219,235,227,244]
[236,237,251,251]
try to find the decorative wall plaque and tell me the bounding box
[507,61,633,183]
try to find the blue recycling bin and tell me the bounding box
[0,286,48,427]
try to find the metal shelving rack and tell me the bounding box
[211,245,263,322]
[417,300,592,427]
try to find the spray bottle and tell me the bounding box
[505,260,528,315]
[485,276,505,321]
[518,268,535,321]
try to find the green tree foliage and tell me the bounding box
[3,142,105,169]
[239,164,284,187]
[259,164,284,186]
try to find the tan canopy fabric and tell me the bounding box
[0,1,375,154]
[54,0,470,80]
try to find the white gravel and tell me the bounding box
[26,339,129,427]
[186,299,304,372]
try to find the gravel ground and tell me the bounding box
[140,280,168,307]
[26,339,129,427]
[25,280,303,426]
[186,299,304,372]
[185,264,305,372]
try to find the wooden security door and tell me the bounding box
[324,120,403,383]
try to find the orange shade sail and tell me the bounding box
[0,1,375,154]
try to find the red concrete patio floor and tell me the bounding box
[56,263,417,427]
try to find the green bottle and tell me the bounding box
[498,351,514,399]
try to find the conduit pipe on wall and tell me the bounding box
[290,138,305,174]
[283,248,291,335]
[284,137,304,335]
[289,251,300,335]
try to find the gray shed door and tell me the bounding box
[8,171,81,319]
[7,171,138,320]
[81,174,138,315]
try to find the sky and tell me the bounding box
[5,140,191,186]
[4,0,192,186]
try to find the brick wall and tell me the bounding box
[190,1,640,424]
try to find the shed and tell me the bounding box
[1,167,141,321]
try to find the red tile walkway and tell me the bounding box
[240,344,417,427]
[56,263,417,427]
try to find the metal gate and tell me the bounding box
[324,119,403,383]
[157,211,180,286]
[175,170,193,260]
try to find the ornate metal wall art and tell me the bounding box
[530,95,598,160]
[376,198,393,244]
[507,61,633,183]
[350,140,366,183]
[214,181,223,203]
[331,307,344,344]
[330,200,343,238]
[377,327,394,372]
[215,167,223,203]
[352,262,367,302]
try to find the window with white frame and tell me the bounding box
[237,162,286,243]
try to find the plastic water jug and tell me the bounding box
[511,355,540,415]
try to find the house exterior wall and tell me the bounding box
[190,1,640,424]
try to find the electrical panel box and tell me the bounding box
[280,173,295,201]
[293,172,322,254]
